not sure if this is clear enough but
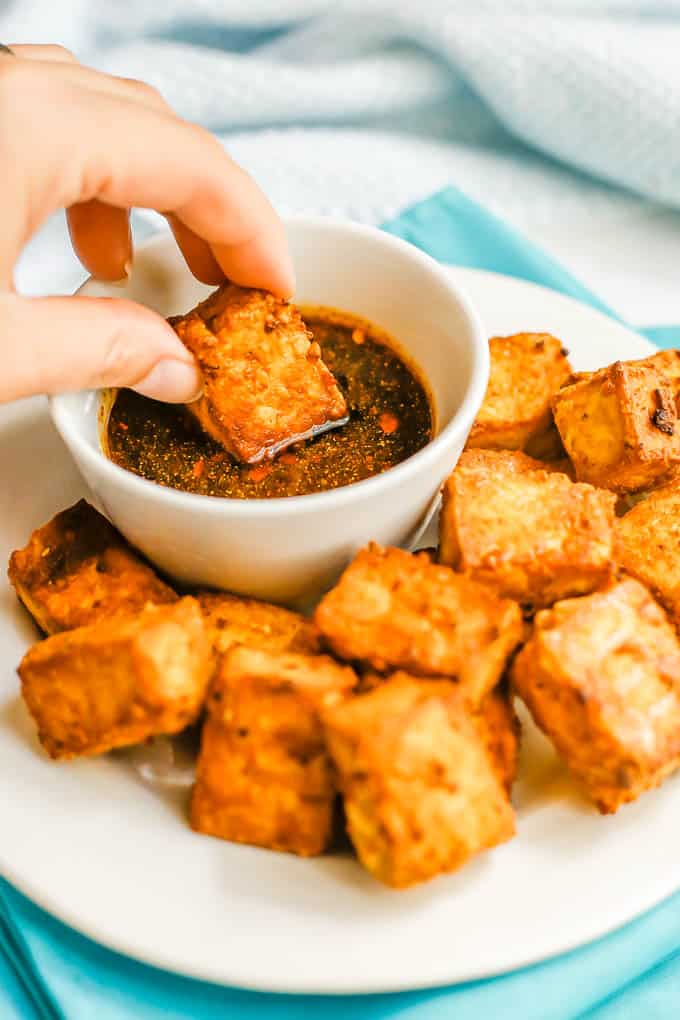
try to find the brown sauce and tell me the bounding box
[105,309,433,499]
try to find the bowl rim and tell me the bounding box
[49,216,488,518]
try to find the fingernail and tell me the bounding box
[133,360,203,403]
[107,261,132,289]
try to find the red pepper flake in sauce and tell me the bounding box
[192,459,206,479]
[118,422,128,432]
[352,328,366,345]
[248,463,272,483]
[378,412,399,435]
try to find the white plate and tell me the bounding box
[0,268,674,996]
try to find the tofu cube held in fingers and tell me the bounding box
[191,647,357,856]
[466,333,571,455]
[617,480,680,631]
[314,544,522,705]
[171,283,348,464]
[19,598,211,760]
[552,358,680,492]
[440,450,616,607]
[8,500,176,635]
[322,676,515,888]
[197,591,320,660]
[512,579,680,813]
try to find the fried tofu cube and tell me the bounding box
[322,676,515,887]
[617,480,680,630]
[171,283,348,464]
[475,684,520,793]
[197,591,320,660]
[8,500,176,635]
[512,579,680,813]
[191,647,357,856]
[640,349,680,394]
[314,544,522,705]
[355,675,520,792]
[440,450,616,607]
[19,598,211,760]
[552,359,680,492]
[466,333,571,455]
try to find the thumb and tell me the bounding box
[0,293,202,403]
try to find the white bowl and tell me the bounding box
[49,217,487,604]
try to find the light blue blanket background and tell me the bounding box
[2,1,680,1015]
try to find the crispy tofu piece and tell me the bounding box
[552,358,680,492]
[639,349,680,395]
[512,579,680,813]
[440,450,616,607]
[314,544,522,705]
[191,647,357,856]
[466,333,571,454]
[197,591,319,660]
[355,675,520,792]
[19,598,211,760]
[8,500,176,635]
[617,480,680,630]
[322,676,515,887]
[171,283,348,464]
[540,455,576,481]
[475,684,520,794]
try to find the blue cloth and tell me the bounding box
[3,185,680,1020]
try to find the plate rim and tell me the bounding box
[0,265,669,996]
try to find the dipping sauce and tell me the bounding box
[106,309,433,499]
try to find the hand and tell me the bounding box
[0,44,295,404]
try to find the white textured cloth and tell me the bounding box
[4,0,680,325]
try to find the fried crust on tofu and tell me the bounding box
[616,480,680,630]
[512,579,680,813]
[322,676,515,887]
[475,684,520,794]
[439,450,616,607]
[314,544,522,705]
[8,500,176,635]
[466,333,571,455]
[19,598,211,760]
[197,591,320,660]
[191,647,356,856]
[355,673,520,792]
[552,358,680,493]
[644,349,680,390]
[171,283,347,464]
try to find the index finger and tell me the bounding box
[0,64,295,296]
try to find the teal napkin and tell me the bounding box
[3,185,680,1020]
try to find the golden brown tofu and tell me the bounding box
[512,579,680,813]
[552,359,680,492]
[322,676,515,887]
[314,544,522,705]
[617,480,680,630]
[191,647,357,856]
[466,333,572,455]
[475,684,520,794]
[540,455,577,481]
[19,598,211,760]
[197,591,320,660]
[439,450,616,607]
[8,500,176,635]
[355,673,520,792]
[171,283,348,464]
[639,349,680,394]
